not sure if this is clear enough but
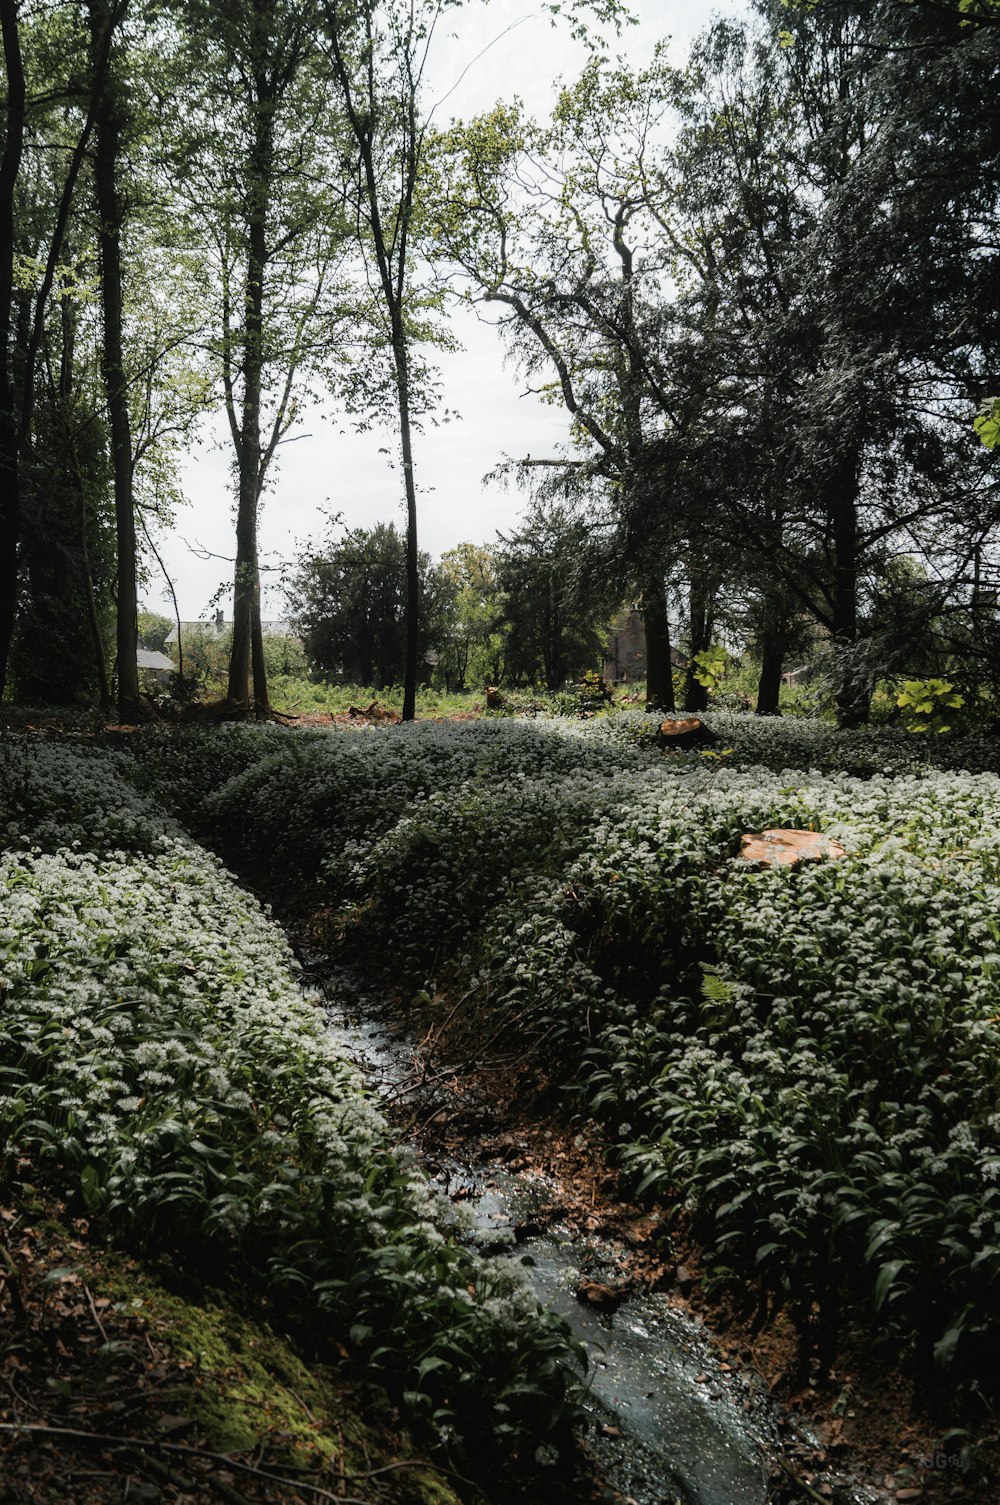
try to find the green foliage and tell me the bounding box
[137,611,174,652]
[895,678,965,734]
[691,644,729,694]
[147,711,1000,1401]
[434,542,507,693]
[285,520,447,690]
[974,397,1000,450]
[496,501,617,690]
[0,736,586,1467]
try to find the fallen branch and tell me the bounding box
[0,1422,372,1504]
[82,1281,109,1345]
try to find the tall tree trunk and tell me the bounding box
[394,325,419,721]
[89,0,138,721]
[643,573,675,713]
[755,589,790,717]
[756,635,785,717]
[0,0,25,699]
[251,598,269,715]
[544,565,563,690]
[683,574,713,713]
[227,58,271,715]
[62,292,112,718]
[829,451,868,728]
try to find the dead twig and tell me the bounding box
[0,1422,373,1504]
[82,1281,109,1345]
[771,1452,837,1505]
[141,1448,256,1505]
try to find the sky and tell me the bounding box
[147,0,745,623]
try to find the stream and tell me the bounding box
[312,966,876,1505]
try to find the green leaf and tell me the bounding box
[974,397,1000,448]
[79,1164,104,1212]
[873,1258,907,1310]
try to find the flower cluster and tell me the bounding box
[151,714,1000,1388]
[0,736,585,1458]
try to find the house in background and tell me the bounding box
[136,648,174,686]
[602,606,688,684]
[164,611,298,646]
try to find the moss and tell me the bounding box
[93,1256,467,1505]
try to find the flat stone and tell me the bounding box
[738,829,847,866]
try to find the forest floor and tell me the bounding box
[0,1187,479,1505]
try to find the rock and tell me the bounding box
[738,829,846,866]
[674,1263,696,1293]
[654,717,718,750]
[575,1279,627,1312]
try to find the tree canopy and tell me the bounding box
[1,0,998,719]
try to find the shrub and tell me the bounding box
[0,737,585,1464]
[144,713,1000,1395]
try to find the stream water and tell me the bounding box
[314,970,874,1505]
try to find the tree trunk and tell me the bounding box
[89,0,139,721]
[756,637,784,716]
[829,451,868,728]
[394,326,419,721]
[683,574,713,713]
[643,574,675,712]
[0,0,26,698]
[227,56,271,714]
[59,263,111,718]
[543,566,563,690]
[251,597,269,716]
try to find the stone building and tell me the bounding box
[602,606,688,683]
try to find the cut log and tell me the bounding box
[738,829,846,866]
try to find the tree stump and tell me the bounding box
[655,717,718,750]
[738,829,846,866]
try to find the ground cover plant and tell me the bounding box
[142,712,1000,1423]
[0,735,586,1483]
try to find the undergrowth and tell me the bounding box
[122,711,1000,1415]
[0,735,586,1483]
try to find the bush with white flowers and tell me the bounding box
[155,714,1000,1389]
[0,737,584,1460]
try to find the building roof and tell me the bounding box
[164,617,296,644]
[137,649,174,671]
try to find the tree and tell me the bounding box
[285,519,445,688]
[496,500,615,689]
[137,609,171,651]
[3,0,196,715]
[432,58,716,711]
[320,0,629,720]
[318,0,449,722]
[435,541,505,690]
[87,0,140,719]
[171,0,351,715]
[665,8,1000,722]
[1,0,121,700]
[0,0,26,698]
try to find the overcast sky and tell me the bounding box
[147,0,746,622]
